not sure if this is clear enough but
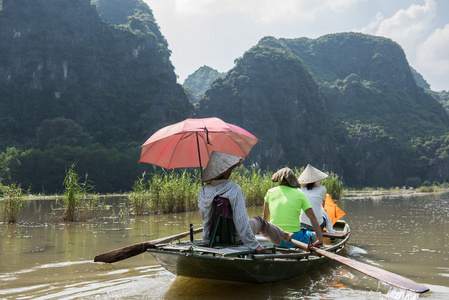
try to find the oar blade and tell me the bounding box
[94,227,203,263]
[316,248,429,293]
[94,241,153,263]
[290,239,429,294]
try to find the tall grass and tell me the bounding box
[60,163,100,221]
[143,168,201,214]
[129,172,150,215]
[128,165,275,214]
[126,165,346,214]
[233,164,275,206]
[417,185,443,193]
[322,172,344,199]
[1,183,27,223]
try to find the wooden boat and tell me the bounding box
[96,218,428,292]
[147,220,351,283]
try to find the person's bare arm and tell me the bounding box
[305,208,324,246]
[263,201,270,221]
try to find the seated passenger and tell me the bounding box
[198,151,293,253]
[298,164,329,231]
[263,167,324,247]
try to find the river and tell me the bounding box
[1,192,448,299]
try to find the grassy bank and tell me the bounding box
[125,165,341,214]
[3,164,448,222]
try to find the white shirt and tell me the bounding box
[299,184,327,226]
[197,179,260,249]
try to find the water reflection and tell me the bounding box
[1,193,449,299]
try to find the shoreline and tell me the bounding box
[2,189,448,202]
[341,189,449,200]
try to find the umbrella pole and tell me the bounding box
[196,132,204,185]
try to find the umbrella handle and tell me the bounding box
[196,132,204,185]
[205,127,212,145]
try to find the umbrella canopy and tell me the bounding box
[324,194,346,225]
[139,117,259,169]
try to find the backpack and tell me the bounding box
[208,195,236,247]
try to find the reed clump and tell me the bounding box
[127,165,276,214]
[234,164,275,206]
[127,164,346,214]
[129,168,202,214]
[59,163,100,221]
[417,185,443,193]
[129,172,150,215]
[1,182,27,223]
[322,172,344,199]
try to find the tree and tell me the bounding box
[0,147,22,185]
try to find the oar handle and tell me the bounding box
[291,239,313,251]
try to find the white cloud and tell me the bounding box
[417,24,449,90]
[353,0,449,90]
[172,0,361,23]
[357,12,384,33]
[173,0,215,15]
[145,0,448,90]
[356,0,436,51]
[377,0,436,50]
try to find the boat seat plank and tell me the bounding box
[253,252,312,260]
[157,244,257,256]
[322,231,350,238]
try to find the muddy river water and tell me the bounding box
[1,192,448,299]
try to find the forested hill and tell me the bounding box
[0,0,193,193]
[197,33,449,187]
[182,66,226,103]
[2,0,449,192]
[0,0,192,149]
[197,44,335,172]
[269,34,449,138]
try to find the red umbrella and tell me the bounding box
[139,117,259,172]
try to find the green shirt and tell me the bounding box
[264,185,312,232]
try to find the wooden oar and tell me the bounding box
[94,227,203,263]
[290,238,429,294]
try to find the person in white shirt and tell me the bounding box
[298,164,329,231]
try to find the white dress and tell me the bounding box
[299,184,327,227]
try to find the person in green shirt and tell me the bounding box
[263,167,324,247]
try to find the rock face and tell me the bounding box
[183,66,226,103]
[197,44,335,171]
[2,0,449,189]
[0,0,193,150]
[197,33,449,187]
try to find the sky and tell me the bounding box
[144,0,449,91]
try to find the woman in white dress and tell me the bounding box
[298,164,333,232]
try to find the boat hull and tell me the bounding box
[152,250,336,283]
[149,220,350,283]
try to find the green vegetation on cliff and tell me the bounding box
[0,0,192,193]
[198,43,334,170]
[198,33,449,187]
[2,1,449,192]
[183,66,226,103]
[429,90,449,112]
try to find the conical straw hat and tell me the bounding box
[271,167,301,188]
[202,151,245,182]
[298,164,328,184]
